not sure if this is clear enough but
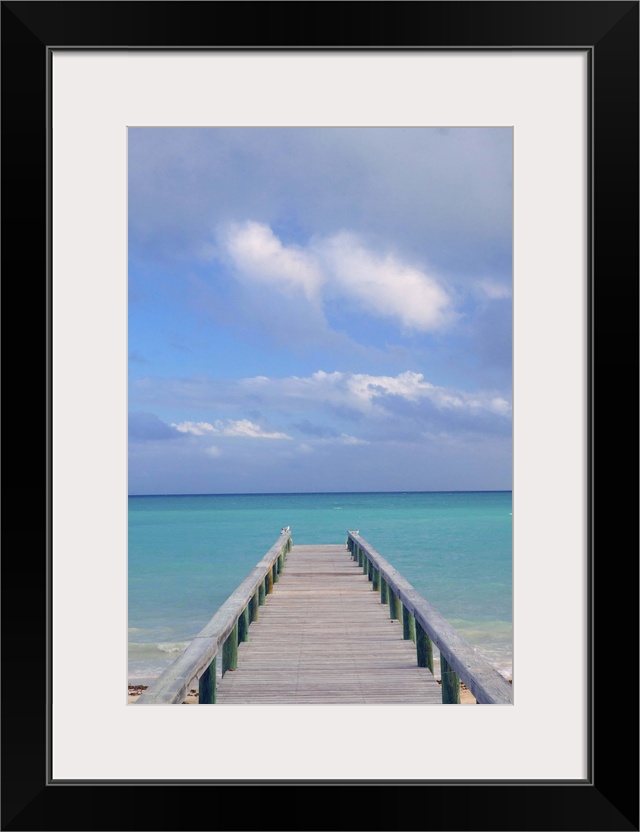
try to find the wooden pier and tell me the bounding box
[215,544,442,704]
[137,530,513,706]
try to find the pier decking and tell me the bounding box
[216,544,442,704]
[136,529,513,706]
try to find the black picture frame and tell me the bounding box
[2,2,638,830]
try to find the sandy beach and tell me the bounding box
[128,681,481,704]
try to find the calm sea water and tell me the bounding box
[128,491,512,684]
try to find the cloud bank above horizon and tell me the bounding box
[128,127,512,494]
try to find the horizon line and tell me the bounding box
[128,489,513,498]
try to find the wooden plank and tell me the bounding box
[216,544,443,705]
[348,532,512,705]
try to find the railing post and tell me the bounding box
[402,605,416,642]
[272,562,279,583]
[266,568,274,594]
[440,653,461,703]
[380,577,389,604]
[357,546,363,567]
[250,590,259,621]
[367,560,373,582]
[222,623,239,675]
[363,556,369,576]
[372,567,379,591]
[415,620,434,673]
[259,578,267,604]
[389,591,399,620]
[238,604,250,643]
[198,656,217,703]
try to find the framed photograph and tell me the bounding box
[3,2,637,830]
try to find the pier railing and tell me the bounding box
[137,529,292,704]
[347,531,513,705]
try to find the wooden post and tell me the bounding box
[367,560,373,582]
[273,562,279,583]
[266,568,274,594]
[372,567,379,591]
[415,621,434,673]
[259,578,266,605]
[249,590,259,622]
[278,553,284,573]
[389,591,399,620]
[358,547,363,567]
[402,605,416,642]
[198,657,216,704]
[238,604,250,643]
[363,556,369,576]
[380,577,389,604]
[440,653,461,703]
[222,623,239,675]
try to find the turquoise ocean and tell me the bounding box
[128,491,513,685]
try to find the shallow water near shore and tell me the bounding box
[128,491,512,684]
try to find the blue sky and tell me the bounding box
[128,127,512,494]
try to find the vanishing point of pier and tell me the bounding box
[137,530,513,706]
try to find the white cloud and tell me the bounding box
[171,418,292,440]
[317,231,454,331]
[205,445,222,457]
[171,420,217,436]
[222,221,324,302]
[217,222,454,333]
[284,370,511,417]
[141,371,510,427]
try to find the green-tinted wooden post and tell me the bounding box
[358,547,363,567]
[266,568,274,594]
[278,553,284,573]
[380,577,389,604]
[363,556,368,576]
[249,590,259,622]
[238,604,250,643]
[415,621,434,673]
[402,605,416,642]
[372,567,379,591]
[440,653,461,704]
[368,560,373,582]
[198,657,216,704]
[389,591,399,620]
[222,623,239,675]
[273,562,279,583]
[259,578,266,605]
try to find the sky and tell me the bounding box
[128,127,512,494]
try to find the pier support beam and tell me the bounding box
[440,653,461,703]
[249,590,259,621]
[402,606,416,642]
[222,623,238,675]
[416,621,434,673]
[198,657,216,703]
[239,604,250,643]
[389,591,400,620]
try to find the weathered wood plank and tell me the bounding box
[216,544,443,705]
[347,531,512,705]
